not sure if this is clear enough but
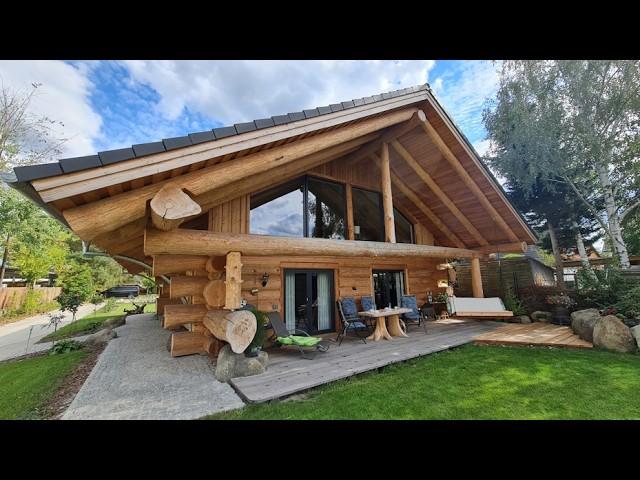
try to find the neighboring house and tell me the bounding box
[0,262,56,287]
[455,246,555,297]
[3,84,536,357]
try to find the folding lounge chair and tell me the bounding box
[336,297,369,345]
[267,312,330,360]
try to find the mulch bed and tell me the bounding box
[42,343,107,420]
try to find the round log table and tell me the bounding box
[358,307,413,341]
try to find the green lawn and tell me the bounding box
[0,351,87,419]
[41,301,156,342]
[208,345,640,420]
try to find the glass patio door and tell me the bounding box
[284,269,334,334]
[372,270,405,308]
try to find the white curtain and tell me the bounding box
[394,271,405,306]
[285,272,296,331]
[317,272,331,331]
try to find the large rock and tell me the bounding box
[506,315,531,324]
[84,328,117,345]
[103,316,126,329]
[593,315,636,353]
[215,344,269,383]
[570,309,601,343]
[631,325,640,351]
[531,311,551,322]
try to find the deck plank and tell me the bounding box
[230,320,500,403]
[474,322,593,350]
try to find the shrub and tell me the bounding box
[616,286,640,320]
[49,339,83,355]
[103,297,117,312]
[245,308,268,353]
[517,285,567,313]
[575,266,628,309]
[21,289,44,315]
[503,289,527,316]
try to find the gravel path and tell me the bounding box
[62,313,245,420]
[0,303,102,362]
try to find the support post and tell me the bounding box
[380,142,396,243]
[471,257,484,298]
[224,252,243,310]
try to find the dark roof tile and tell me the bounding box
[213,126,237,139]
[271,114,290,126]
[133,142,166,157]
[255,118,275,129]
[288,111,305,122]
[317,106,332,115]
[329,103,343,113]
[341,100,355,109]
[353,98,365,107]
[235,122,257,134]
[363,96,376,105]
[303,109,319,119]
[59,154,101,173]
[189,130,215,144]
[163,136,193,151]
[99,148,135,165]
[14,162,63,182]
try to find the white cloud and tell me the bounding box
[0,60,102,160]
[472,139,492,157]
[120,60,436,124]
[431,60,501,143]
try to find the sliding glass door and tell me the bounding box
[284,269,335,334]
[372,270,405,308]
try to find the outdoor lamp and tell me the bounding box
[261,272,270,287]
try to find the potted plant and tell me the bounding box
[244,308,267,357]
[545,294,576,325]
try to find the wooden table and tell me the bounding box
[358,307,413,341]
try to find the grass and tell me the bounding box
[207,345,640,420]
[0,350,87,419]
[40,300,156,342]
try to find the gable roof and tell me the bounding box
[12,85,430,182]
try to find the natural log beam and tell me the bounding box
[380,142,396,243]
[203,309,256,353]
[170,331,207,357]
[92,217,148,253]
[391,139,489,247]
[63,108,418,241]
[203,279,226,308]
[386,166,466,248]
[150,184,201,231]
[345,184,355,240]
[169,275,209,299]
[471,257,484,298]
[224,252,243,310]
[164,304,207,329]
[474,242,528,255]
[157,297,181,316]
[417,116,521,243]
[337,110,426,166]
[145,228,480,259]
[152,254,208,276]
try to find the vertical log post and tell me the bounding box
[380,142,396,243]
[224,252,243,310]
[471,257,484,298]
[345,184,355,240]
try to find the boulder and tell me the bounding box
[570,309,601,343]
[84,328,117,345]
[215,344,269,383]
[506,315,531,324]
[593,315,636,353]
[631,325,640,351]
[531,311,551,322]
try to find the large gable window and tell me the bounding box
[250,176,345,239]
[394,207,414,244]
[352,187,384,242]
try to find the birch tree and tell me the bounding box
[483,60,640,269]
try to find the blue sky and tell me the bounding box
[0,60,501,160]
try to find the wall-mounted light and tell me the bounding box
[352,286,357,291]
[250,288,259,296]
[261,272,270,287]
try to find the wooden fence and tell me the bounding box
[0,287,61,312]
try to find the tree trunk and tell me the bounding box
[573,221,591,270]
[596,161,630,268]
[0,234,10,286]
[548,221,566,289]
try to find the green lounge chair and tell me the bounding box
[267,312,330,360]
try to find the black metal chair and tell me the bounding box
[401,295,427,333]
[336,297,369,345]
[267,312,329,360]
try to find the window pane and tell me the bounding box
[307,178,346,239]
[352,188,384,242]
[250,179,304,237]
[394,207,414,244]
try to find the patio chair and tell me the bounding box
[359,295,377,330]
[267,312,330,360]
[401,295,427,333]
[336,297,369,345]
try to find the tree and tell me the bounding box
[0,82,66,173]
[56,261,94,321]
[483,60,640,269]
[622,210,640,256]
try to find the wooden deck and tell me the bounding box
[229,319,500,403]
[474,322,593,349]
